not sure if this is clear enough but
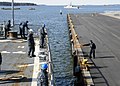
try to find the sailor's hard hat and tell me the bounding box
[41,63,48,70]
[29,29,33,32]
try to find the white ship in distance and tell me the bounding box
[64,2,79,9]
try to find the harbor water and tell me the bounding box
[0,5,120,86]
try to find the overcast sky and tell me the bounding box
[0,0,120,5]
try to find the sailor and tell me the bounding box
[39,24,47,48]
[89,40,96,59]
[27,29,36,58]
[22,21,29,38]
[83,40,96,59]
[19,22,23,38]
[37,63,48,86]
[5,20,11,39]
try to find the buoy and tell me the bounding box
[60,9,62,15]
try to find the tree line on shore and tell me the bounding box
[0,2,37,6]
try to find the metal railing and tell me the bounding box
[47,38,55,86]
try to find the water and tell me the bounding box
[0,5,120,86]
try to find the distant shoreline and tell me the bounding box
[0,2,37,6]
[0,2,120,6]
[101,11,120,19]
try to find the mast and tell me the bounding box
[12,0,14,28]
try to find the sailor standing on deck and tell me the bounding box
[5,20,11,39]
[22,21,29,38]
[37,63,48,86]
[19,22,23,38]
[39,24,47,48]
[27,29,36,58]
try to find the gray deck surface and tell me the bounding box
[0,38,33,86]
[70,13,120,86]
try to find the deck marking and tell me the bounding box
[0,40,11,42]
[12,51,26,54]
[31,40,40,86]
[18,46,25,48]
[1,51,26,54]
[1,51,10,53]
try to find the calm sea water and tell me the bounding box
[0,5,120,85]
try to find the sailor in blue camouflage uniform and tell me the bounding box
[37,63,48,86]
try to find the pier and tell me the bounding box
[67,13,120,86]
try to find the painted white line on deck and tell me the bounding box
[1,51,10,53]
[18,46,25,48]
[31,40,40,86]
[0,40,11,42]
[1,51,26,54]
[12,51,26,54]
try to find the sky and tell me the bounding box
[0,0,120,5]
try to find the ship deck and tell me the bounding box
[0,35,50,86]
